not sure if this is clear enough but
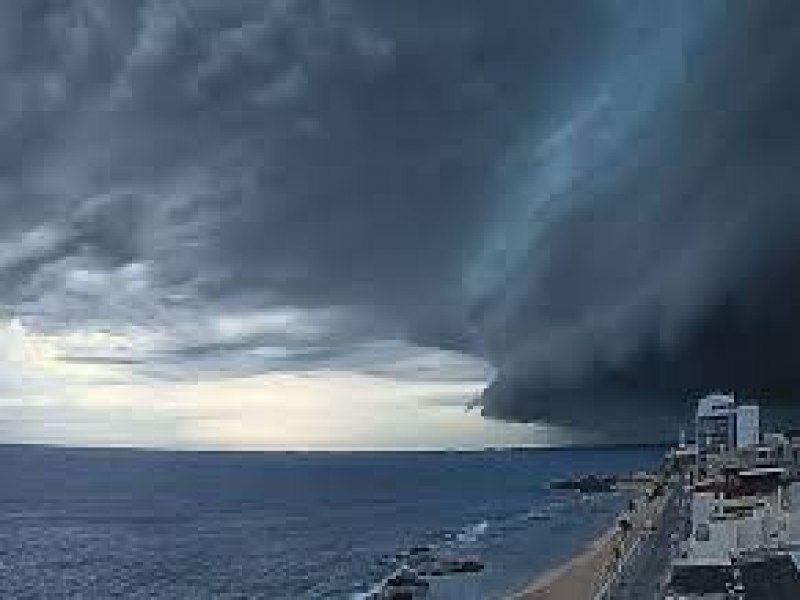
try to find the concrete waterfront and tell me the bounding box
[510,470,678,600]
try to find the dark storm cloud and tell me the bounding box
[0,0,618,354]
[2,0,800,436]
[476,2,800,435]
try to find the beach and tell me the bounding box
[507,523,621,600]
[508,484,669,600]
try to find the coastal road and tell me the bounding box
[606,487,686,600]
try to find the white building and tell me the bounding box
[736,404,760,449]
[695,394,761,456]
[696,393,737,456]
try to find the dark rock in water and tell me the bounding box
[378,568,430,599]
[416,555,484,577]
[444,557,484,574]
[550,474,616,493]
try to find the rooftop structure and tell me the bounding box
[667,554,800,600]
[696,393,736,419]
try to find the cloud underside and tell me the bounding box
[1,0,800,443]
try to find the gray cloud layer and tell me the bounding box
[2,1,800,438]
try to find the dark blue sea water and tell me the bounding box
[0,445,662,599]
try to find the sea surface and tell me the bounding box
[0,445,663,599]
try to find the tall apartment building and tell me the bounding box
[695,393,760,466]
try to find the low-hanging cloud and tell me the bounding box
[1,0,800,441]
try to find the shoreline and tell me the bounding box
[507,485,667,600]
[505,520,621,600]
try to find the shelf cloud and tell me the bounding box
[1,1,800,443]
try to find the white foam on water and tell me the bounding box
[455,520,489,543]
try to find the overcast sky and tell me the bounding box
[1,1,800,448]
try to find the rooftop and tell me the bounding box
[669,555,800,599]
[738,555,800,599]
[697,393,736,418]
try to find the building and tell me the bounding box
[665,396,800,599]
[736,404,760,449]
[696,393,737,458]
[696,394,761,463]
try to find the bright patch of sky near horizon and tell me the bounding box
[0,319,564,449]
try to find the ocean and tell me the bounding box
[0,445,663,599]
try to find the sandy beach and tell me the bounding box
[508,487,668,600]
[507,523,622,600]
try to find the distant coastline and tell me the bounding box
[484,441,674,452]
[0,441,674,454]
